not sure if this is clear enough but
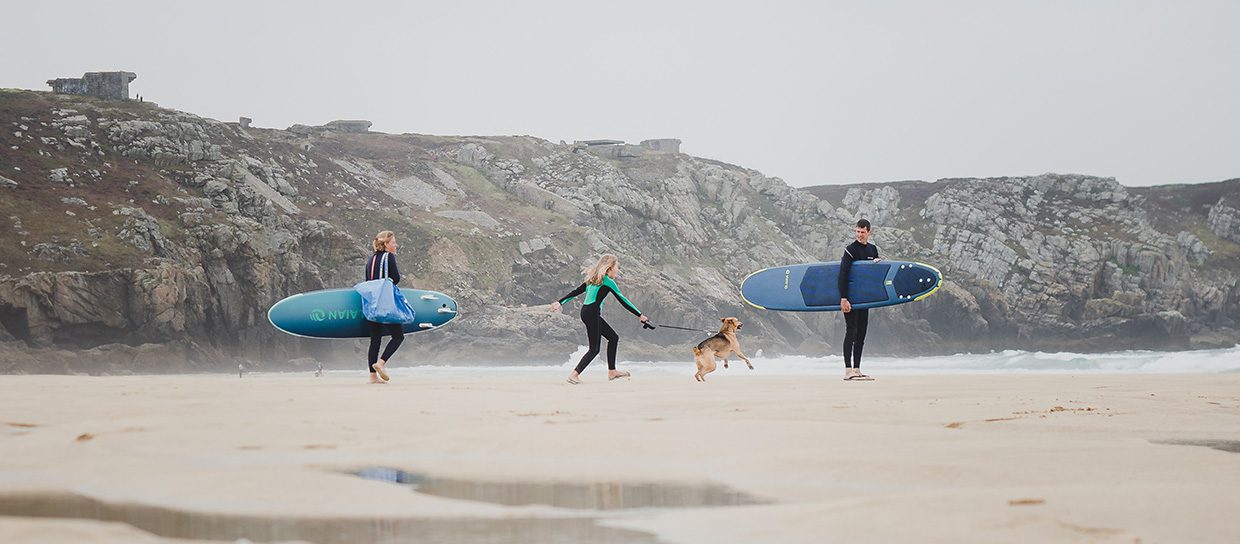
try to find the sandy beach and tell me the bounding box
[1,372,1238,543]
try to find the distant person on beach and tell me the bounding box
[364,230,404,384]
[550,254,649,384]
[839,219,881,381]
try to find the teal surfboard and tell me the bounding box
[268,288,458,338]
[740,260,941,312]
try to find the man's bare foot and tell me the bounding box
[844,368,874,381]
[607,370,631,381]
[373,361,390,381]
[369,373,386,384]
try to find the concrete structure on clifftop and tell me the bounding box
[573,138,682,159]
[47,71,137,100]
[640,139,681,153]
[324,120,373,133]
[289,120,373,135]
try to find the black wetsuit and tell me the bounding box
[839,240,879,369]
[558,276,642,374]
[364,250,404,372]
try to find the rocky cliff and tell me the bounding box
[1,89,1237,373]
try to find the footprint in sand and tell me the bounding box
[5,422,40,428]
[944,416,1023,428]
[1009,498,1045,506]
[1057,520,1124,536]
[70,428,146,442]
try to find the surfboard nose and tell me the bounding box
[892,263,941,300]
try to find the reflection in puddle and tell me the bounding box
[354,467,771,510]
[1153,439,1240,454]
[0,492,659,544]
[0,472,768,543]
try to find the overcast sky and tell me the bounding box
[3,1,1237,187]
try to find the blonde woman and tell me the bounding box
[551,254,649,384]
[364,231,404,384]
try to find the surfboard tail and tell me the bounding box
[912,262,944,302]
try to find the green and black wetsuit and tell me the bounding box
[558,276,642,373]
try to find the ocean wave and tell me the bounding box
[360,345,1240,377]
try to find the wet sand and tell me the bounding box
[1,373,1238,543]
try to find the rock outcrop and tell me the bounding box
[0,90,1236,373]
[1208,197,1240,244]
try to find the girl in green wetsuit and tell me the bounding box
[550,254,649,384]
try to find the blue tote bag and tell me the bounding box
[354,253,417,324]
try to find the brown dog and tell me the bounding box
[692,317,752,382]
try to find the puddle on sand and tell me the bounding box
[0,471,768,543]
[1153,439,1240,454]
[354,467,772,510]
[0,492,660,544]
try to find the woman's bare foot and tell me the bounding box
[607,370,631,381]
[368,373,386,384]
[373,361,390,381]
[567,371,581,385]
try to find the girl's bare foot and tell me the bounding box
[607,370,631,381]
[368,373,386,384]
[567,371,581,385]
[373,361,390,381]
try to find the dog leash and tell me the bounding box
[645,322,716,334]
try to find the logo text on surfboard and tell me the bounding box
[310,309,358,321]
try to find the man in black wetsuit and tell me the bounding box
[839,219,880,381]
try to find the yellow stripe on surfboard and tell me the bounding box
[738,268,769,310]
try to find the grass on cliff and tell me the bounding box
[1107,257,1141,276]
[1188,223,1240,272]
[899,207,937,249]
[1130,178,1240,271]
[0,190,149,274]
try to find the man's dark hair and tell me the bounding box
[856,219,871,231]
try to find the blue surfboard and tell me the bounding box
[740,260,941,312]
[268,288,458,338]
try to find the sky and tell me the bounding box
[2,1,1238,187]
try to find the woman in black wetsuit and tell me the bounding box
[364,230,404,384]
[550,254,649,384]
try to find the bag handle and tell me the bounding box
[381,252,389,280]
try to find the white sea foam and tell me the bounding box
[354,345,1240,378]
